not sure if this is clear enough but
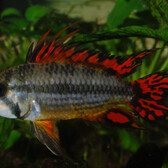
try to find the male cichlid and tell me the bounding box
[0,24,168,155]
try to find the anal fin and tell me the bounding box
[30,120,63,155]
[105,106,144,129]
[85,107,144,129]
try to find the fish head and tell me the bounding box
[0,82,16,118]
[0,68,33,119]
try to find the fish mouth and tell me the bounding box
[0,100,17,119]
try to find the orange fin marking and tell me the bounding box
[84,107,144,129]
[87,54,99,64]
[107,111,129,123]
[105,106,144,129]
[30,120,63,155]
[71,50,89,62]
[109,107,142,128]
[65,47,75,58]
[100,50,155,77]
[130,72,168,121]
[37,120,59,139]
[26,22,79,63]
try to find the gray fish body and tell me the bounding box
[0,62,133,121]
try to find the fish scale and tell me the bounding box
[4,62,133,120]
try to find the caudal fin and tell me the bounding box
[130,72,168,121]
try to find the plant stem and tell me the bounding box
[148,41,165,74]
[160,49,168,71]
[73,26,168,44]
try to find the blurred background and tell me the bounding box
[0,0,168,168]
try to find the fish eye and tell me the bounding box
[0,83,7,97]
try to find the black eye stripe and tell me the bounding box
[14,103,21,118]
[0,83,7,97]
[3,98,21,118]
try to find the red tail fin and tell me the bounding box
[130,72,168,121]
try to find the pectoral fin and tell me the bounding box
[30,120,63,155]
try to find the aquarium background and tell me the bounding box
[0,0,168,168]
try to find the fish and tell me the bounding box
[0,23,168,156]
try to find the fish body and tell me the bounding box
[0,62,132,121]
[0,24,168,155]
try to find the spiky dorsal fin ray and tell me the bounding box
[30,120,63,155]
[26,22,79,63]
[26,23,156,78]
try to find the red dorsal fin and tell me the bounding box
[98,49,155,77]
[26,23,156,77]
[26,22,79,63]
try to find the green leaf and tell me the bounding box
[4,18,30,29]
[118,129,140,152]
[129,135,140,152]
[25,5,52,23]
[73,26,168,44]
[118,130,131,149]
[147,0,168,28]
[148,41,165,73]
[162,154,168,168]
[1,8,21,18]
[0,118,14,150]
[107,0,147,28]
[5,130,21,149]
